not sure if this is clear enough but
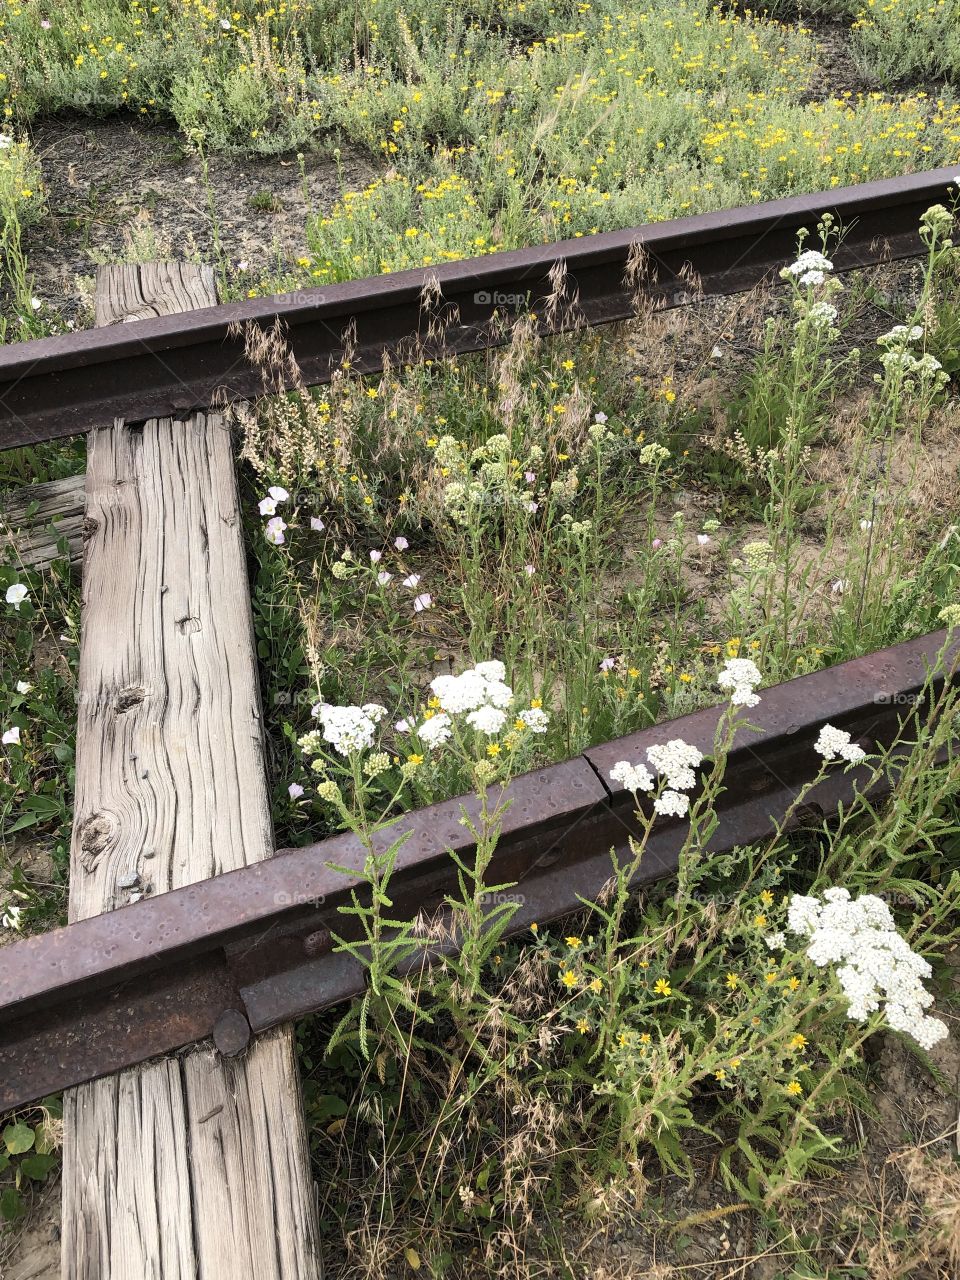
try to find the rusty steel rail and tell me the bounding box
[0,628,956,1111]
[1,166,958,450]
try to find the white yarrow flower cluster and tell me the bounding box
[814,723,866,764]
[787,887,948,1050]
[416,660,549,749]
[309,701,388,756]
[609,761,655,793]
[610,738,704,817]
[718,657,762,707]
[782,249,834,287]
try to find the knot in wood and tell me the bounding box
[77,810,119,873]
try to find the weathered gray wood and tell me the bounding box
[62,263,321,1280]
[1,473,85,568]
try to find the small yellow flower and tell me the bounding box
[754,913,768,928]
[639,1032,651,1044]
[406,753,424,766]
[576,1018,589,1034]
[589,977,602,993]
[786,976,801,992]
[790,1034,807,1051]
[786,1080,803,1096]
[653,978,672,996]
[561,970,577,989]
[487,743,501,757]
[714,1068,726,1081]
[530,922,538,934]
[760,890,774,906]
[764,971,778,985]
[730,1057,742,1069]
[565,936,582,949]
[725,973,739,990]
[530,698,543,709]
[561,359,575,370]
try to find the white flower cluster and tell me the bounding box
[787,887,948,1049]
[801,301,838,331]
[610,737,704,817]
[718,657,762,707]
[813,723,866,764]
[879,350,946,380]
[878,324,924,346]
[416,661,549,748]
[306,701,388,756]
[782,249,834,287]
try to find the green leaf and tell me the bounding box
[0,1187,25,1221]
[20,1153,56,1181]
[3,1122,35,1155]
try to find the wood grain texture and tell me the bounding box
[62,263,321,1280]
[1,473,85,568]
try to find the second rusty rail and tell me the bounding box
[0,627,955,1111]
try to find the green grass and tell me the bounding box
[3,0,960,308]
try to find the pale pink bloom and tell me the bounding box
[265,516,286,546]
[395,718,411,733]
[288,782,305,800]
[526,501,538,513]
[697,534,710,547]
[369,550,382,563]
[524,564,535,576]
[652,538,663,549]
[525,471,536,484]
[268,485,289,502]
[403,574,421,589]
[394,536,409,551]
[258,497,277,516]
[594,411,608,424]
[599,656,616,672]
[413,593,432,612]
[310,516,325,531]
[376,571,393,585]
[41,19,52,28]
[238,259,249,271]
[2,727,20,745]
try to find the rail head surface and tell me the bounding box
[0,166,957,449]
[0,627,956,1111]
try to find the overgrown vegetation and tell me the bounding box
[3,1,960,1269]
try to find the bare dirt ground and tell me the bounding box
[21,116,374,327]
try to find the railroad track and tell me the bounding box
[0,165,956,449]
[1,167,958,1278]
[0,627,957,1112]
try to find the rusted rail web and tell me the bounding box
[1,626,955,1113]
